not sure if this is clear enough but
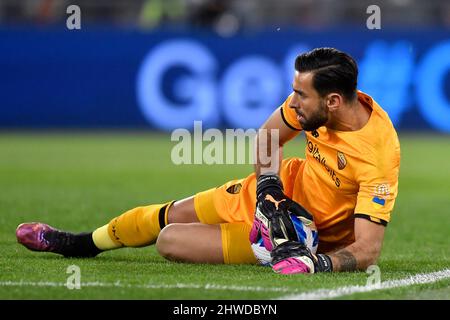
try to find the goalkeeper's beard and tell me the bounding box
[298,99,329,132]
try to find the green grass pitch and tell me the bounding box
[0,132,449,300]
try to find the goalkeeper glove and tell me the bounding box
[249,174,313,251]
[271,241,333,274]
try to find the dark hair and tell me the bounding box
[295,47,358,101]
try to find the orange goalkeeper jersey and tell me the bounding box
[280,91,400,249]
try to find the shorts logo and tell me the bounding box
[337,151,347,170]
[226,183,242,194]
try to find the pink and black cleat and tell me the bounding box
[16,222,101,257]
[16,222,61,252]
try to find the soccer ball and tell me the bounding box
[251,214,319,266]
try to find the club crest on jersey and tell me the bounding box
[337,151,347,170]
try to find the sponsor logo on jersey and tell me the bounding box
[307,139,341,187]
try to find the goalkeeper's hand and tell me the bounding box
[271,241,333,274]
[249,174,313,251]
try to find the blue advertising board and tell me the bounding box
[0,27,449,132]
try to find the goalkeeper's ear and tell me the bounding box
[287,200,313,225]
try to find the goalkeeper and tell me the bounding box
[16,48,400,274]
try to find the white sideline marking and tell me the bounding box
[278,268,450,300]
[0,280,296,293]
[1,269,449,298]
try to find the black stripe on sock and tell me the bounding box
[158,204,169,229]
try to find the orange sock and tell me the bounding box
[93,201,174,249]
